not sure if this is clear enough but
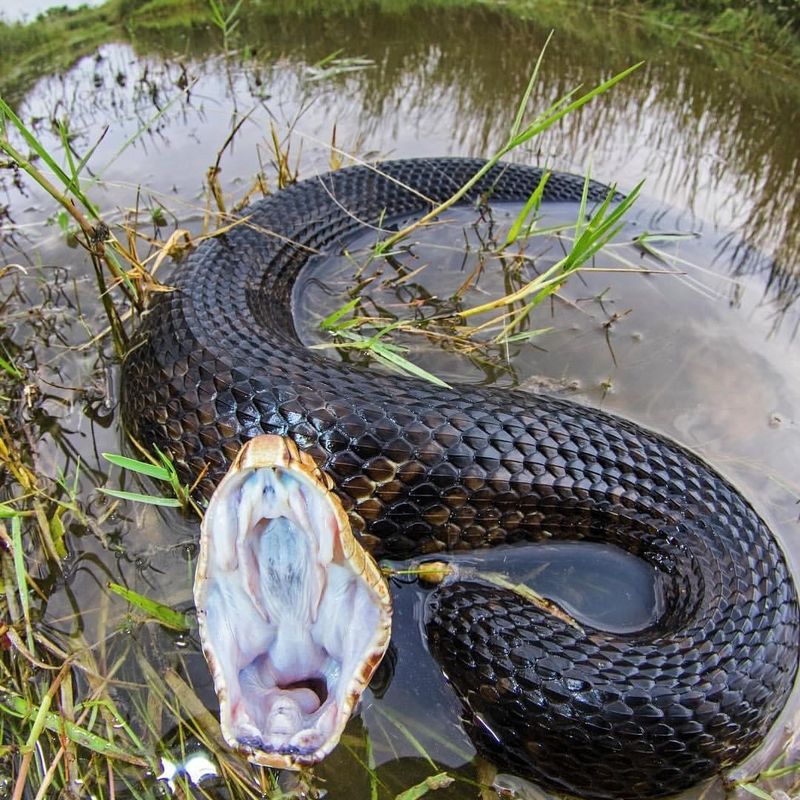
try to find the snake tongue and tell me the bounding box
[194,435,392,769]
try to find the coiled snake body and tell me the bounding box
[122,158,799,799]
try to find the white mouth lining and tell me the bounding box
[195,443,391,767]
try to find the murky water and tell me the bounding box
[1,2,799,798]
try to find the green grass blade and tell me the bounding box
[378,713,437,770]
[365,727,379,800]
[320,297,362,331]
[495,326,553,344]
[0,352,23,379]
[0,96,73,191]
[102,453,172,481]
[313,49,345,69]
[21,684,54,753]
[98,488,182,507]
[503,171,550,247]
[575,169,592,243]
[57,118,80,194]
[0,502,22,518]
[368,341,452,388]
[566,181,644,267]
[739,785,775,800]
[634,231,698,246]
[227,0,244,24]
[11,515,34,651]
[107,582,189,631]
[208,0,225,27]
[73,125,108,191]
[633,230,699,258]
[509,30,553,141]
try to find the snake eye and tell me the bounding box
[194,435,392,769]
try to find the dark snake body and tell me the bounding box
[121,158,799,799]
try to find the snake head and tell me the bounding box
[194,435,392,769]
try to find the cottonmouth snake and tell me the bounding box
[121,158,799,799]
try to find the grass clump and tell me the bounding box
[0,5,120,104]
[314,49,646,384]
[604,0,800,65]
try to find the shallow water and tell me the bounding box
[1,2,800,798]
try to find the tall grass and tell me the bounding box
[315,50,645,383]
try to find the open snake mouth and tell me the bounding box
[194,435,392,769]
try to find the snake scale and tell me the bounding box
[121,158,799,799]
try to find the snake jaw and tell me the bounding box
[194,435,392,769]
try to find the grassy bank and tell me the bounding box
[0,0,798,105]
[609,0,800,63]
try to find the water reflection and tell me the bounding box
[2,3,799,306]
[129,3,800,291]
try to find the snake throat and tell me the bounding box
[194,435,392,769]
